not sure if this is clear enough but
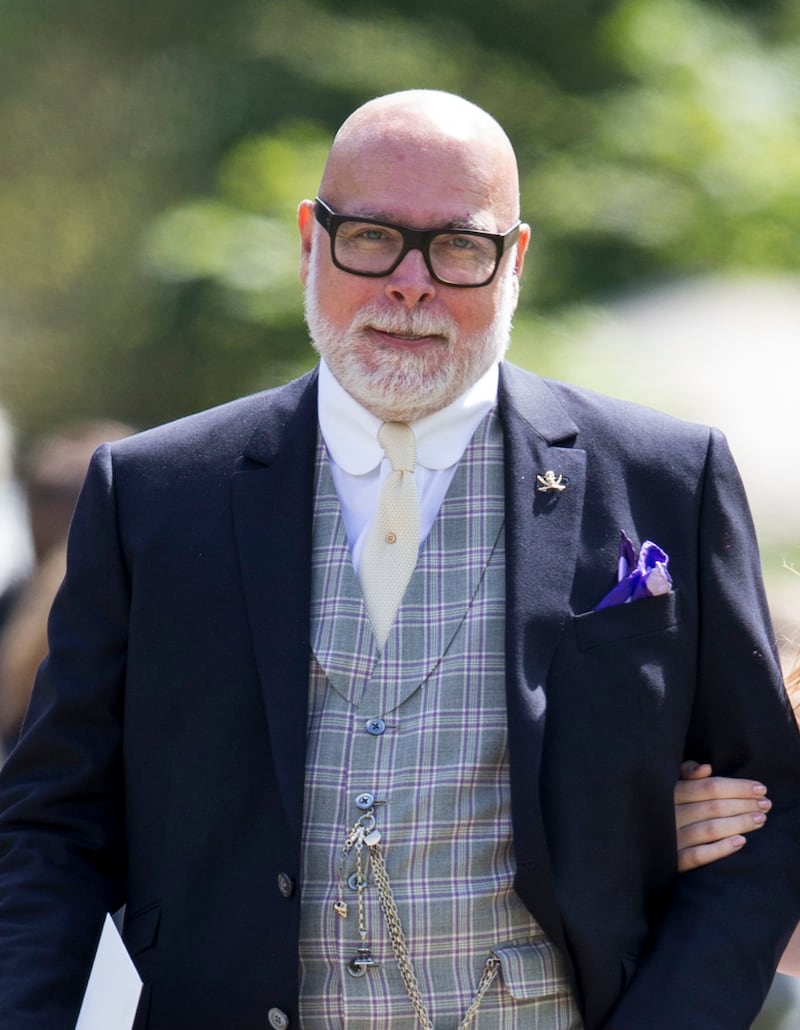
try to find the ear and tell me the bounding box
[297,199,316,286]
[514,223,531,279]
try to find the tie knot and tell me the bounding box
[378,422,416,473]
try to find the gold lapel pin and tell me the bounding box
[537,470,567,493]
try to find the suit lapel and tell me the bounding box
[231,369,318,846]
[498,362,587,952]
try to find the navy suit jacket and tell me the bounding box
[1,362,800,1029]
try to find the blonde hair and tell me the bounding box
[788,664,800,719]
[786,565,800,717]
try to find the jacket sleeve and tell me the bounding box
[609,428,800,1030]
[0,444,128,1026]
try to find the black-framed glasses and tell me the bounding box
[314,198,521,288]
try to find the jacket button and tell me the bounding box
[277,872,295,898]
[267,1007,290,1029]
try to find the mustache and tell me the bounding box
[354,306,455,340]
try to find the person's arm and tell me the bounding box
[674,762,800,980]
[675,761,771,872]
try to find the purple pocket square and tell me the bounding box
[595,530,672,611]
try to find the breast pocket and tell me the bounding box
[574,590,681,651]
[554,590,689,755]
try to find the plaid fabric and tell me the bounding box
[298,410,581,1029]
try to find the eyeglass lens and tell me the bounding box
[333,220,500,285]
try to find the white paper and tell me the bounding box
[75,913,143,1030]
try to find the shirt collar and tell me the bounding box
[318,358,499,474]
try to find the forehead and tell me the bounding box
[322,134,509,231]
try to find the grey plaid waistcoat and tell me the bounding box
[298,410,581,1029]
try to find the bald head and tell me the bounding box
[298,90,530,422]
[319,90,521,228]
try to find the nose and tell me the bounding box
[384,247,436,308]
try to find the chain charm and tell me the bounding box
[335,805,501,1027]
[337,811,382,978]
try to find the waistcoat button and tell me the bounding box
[267,1007,290,1029]
[365,718,386,736]
[276,872,295,898]
[355,792,374,810]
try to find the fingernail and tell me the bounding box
[732,836,746,849]
[758,799,772,811]
[753,813,767,825]
[753,784,768,795]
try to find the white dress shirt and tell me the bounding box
[317,358,499,574]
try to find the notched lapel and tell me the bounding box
[500,363,586,672]
[232,370,318,846]
[498,363,587,954]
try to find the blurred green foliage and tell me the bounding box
[0,0,798,437]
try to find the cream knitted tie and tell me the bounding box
[359,421,420,650]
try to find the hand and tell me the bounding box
[675,761,771,872]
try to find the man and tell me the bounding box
[1,89,799,1030]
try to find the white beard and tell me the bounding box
[304,257,517,422]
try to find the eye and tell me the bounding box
[432,233,492,260]
[358,228,390,242]
[338,222,399,247]
[446,234,477,251]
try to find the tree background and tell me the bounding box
[4,0,797,597]
[2,0,797,430]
